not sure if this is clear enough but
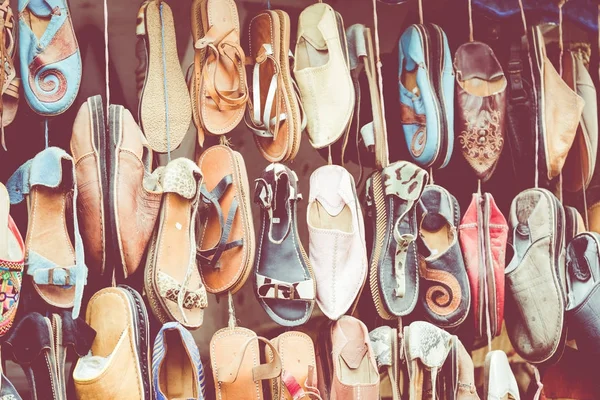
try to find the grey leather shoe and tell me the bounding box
[505,188,566,364]
[254,164,315,327]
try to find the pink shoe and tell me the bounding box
[307,165,367,320]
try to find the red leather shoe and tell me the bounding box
[459,193,508,343]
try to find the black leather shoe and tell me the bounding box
[416,185,471,329]
[253,164,315,327]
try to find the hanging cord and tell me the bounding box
[372,0,389,167]
[418,0,423,24]
[227,291,236,328]
[517,0,540,188]
[582,166,589,229]
[428,167,434,185]
[558,1,566,77]
[44,118,49,148]
[266,0,271,9]
[103,0,110,113]
[468,0,474,42]
[159,2,172,162]
[532,365,544,400]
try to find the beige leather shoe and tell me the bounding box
[294,2,354,149]
[484,351,520,400]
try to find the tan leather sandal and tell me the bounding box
[191,0,248,145]
[245,10,305,163]
[210,327,282,399]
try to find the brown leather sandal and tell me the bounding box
[191,0,248,146]
[245,10,305,163]
[0,0,19,149]
[210,327,282,399]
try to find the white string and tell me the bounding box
[103,0,109,113]
[372,0,389,167]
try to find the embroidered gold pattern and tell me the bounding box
[459,109,503,168]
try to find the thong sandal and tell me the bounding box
[0,0,18,149]
[6,147,87,318]
[145,158,208,330]
[196,145,254,295]
[245,10,305,163]
[266,331,322,400]
[191,0,248,145]
[137,0,192,154]
[210,327,282,399]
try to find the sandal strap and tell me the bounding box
[282,367,323,400]
[157,271,208,310]
[197,175,244,268]
[218,335,281,384]
[256,274,315,301]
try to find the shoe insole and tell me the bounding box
[0,183,9,260]
[460,76,507,97]
[336,318,377,385]
[23,7,51,40]
[401,65,421,97]
[420,224,452,257]
[276,333,316,400]
[159,330,195,399]
[296,5,329,71]
[88,289,130,358]
[309,201,352,233]
[27,186,76,307]
[157,193,203,325]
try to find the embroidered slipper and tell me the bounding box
[145,158,208,330]
[191,0,248,145]
[210,327,282,399]
[266,331,321,400]
[0,0,19,149]
[6,147,87,318]
[196,145,254,295]
[137,0,192,153]
[0,183,24,338]
[18,0,81,116]
[254,164,315,327]
[246,10,305,163]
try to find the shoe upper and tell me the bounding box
[484,350,520,400]
[18,0,81,116]
[504,188,566,364]
[113,107,163,278]
[308,165,366,320]
[417,184,470,329]
[294,3,355,149]
[398,24,454,169]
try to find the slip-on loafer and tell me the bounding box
[294,2,354,149]
[254,164,315,327]
[454,41,507,182]
[308,165,367,320]
[370,161,428,319]
[18,0,81,116]
[483,350,520,400]
[316,316,379,400]
[566,232,600,355]
[459,193,508,342]
[438,336,479,400]
[152,321,206,399]
[417,184,471,329]
[73,286,151,400]
[504,188,566,364]
[369,326,400,400]
[398,24,454,169]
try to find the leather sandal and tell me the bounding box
[0,0,18,149]
[196,145,254,295]
[210,327,282,399]
[191,0,248,145]
[145,158,208,330]
[245,10,305,162]
[137,0,192,154]
[6,147,87,318]
[254,164,315,327]
[266,331,322,400]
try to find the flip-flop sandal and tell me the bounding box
[196,145,254,295]
[6,147,87,318]
[137,0,192,153]
[0,0,19,149]
[253,164,315,327]
[144,158,208,330]
[210,327,282,399]
[191,0,248,145]
[245,10,305,163]
[266,331,322,400]
[0,182,24,337]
